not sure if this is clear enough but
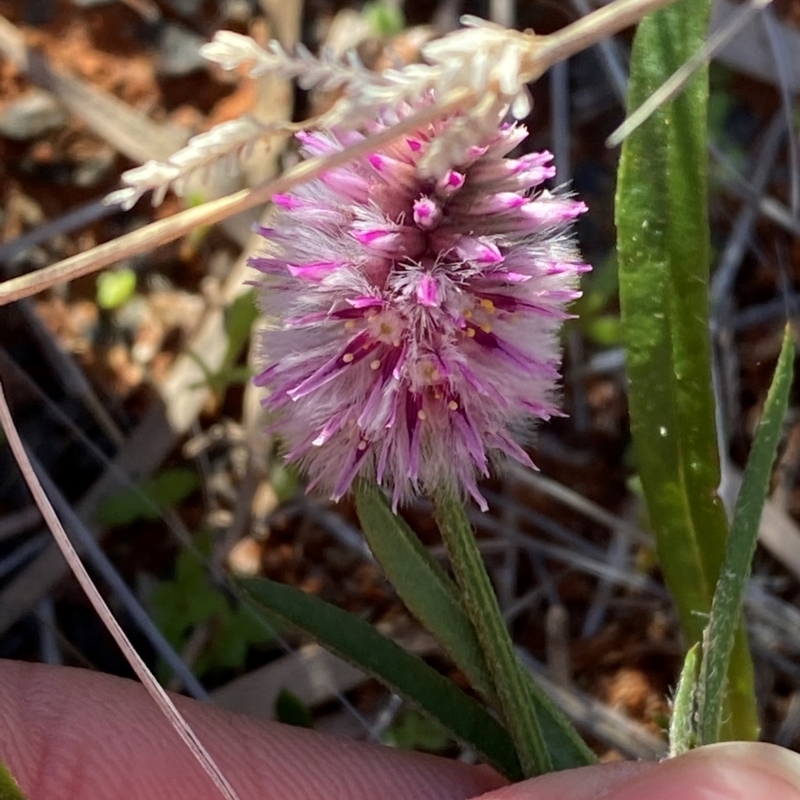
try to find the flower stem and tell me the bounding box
[433,488,552,777]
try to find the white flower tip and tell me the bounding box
[103,187,140,211]
[200,31,266,70]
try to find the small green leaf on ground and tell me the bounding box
[383,709,451,753]
[274,689,315,729]
[96,268,137,310]
[149,542,275,678]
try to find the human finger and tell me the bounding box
[0,659,505,800]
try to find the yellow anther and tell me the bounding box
[344,320,356,330]
[448,400,459,411]
[417,410,427,420]
[380,322,393,335]
[480,298,495,312]
[357,440,368,450]
[342,353,355,363]
[370,359,381,370]
[481,322,492,333]
[466,328,476,338]
[463,309,473,319]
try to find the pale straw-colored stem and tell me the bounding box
[0,89,473,307]
[0,379,243,800]
[530,0,677,77]
[0,0,680,307]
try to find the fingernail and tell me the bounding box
[706,742,800,794]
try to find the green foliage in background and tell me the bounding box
[274,689,315,729]
[189,289,259,395]
[150,539,274,678]
[383,709,451,753]
[96,268,137,310]
[363,0,405,36]
[573,255,621,347]
[95,467,199,527]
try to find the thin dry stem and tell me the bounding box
[528,0,676,79]
[0,0,680,306]
[0,88,473,306]
[0,378,243,800]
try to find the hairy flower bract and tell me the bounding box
[252,108,588,510]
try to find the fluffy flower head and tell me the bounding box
[252,107,588,510]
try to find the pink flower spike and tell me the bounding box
[436,170,465,197]
[453,235,503,265]
[286,260,340,281]
[413,196,441,230]
[469,192,527,215]
[250,107,590,510]
[272,193,302,210]
[416,274,440,307]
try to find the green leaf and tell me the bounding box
[95,468,199,526]
[669,643,699,757]
[239,575,523,780]
[274,688,315,729]
[150,541,274,678]
[0,762,26,800]
[383,709,451,752]
[355,482,497,704]
[223,291,259,371]
[96,268,137,310]
[355,483,594,772]
[615,0,757,740]
[363,0,405,37]
[698,328,795,744]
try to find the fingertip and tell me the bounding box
[470,743,800,800]
[607,742,800,800]
[666,743,800,798]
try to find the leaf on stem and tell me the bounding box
[355,483,594,770]
[698,327,795,744]
[239,575,523,779]
[669,643,699,757]
[355,482,497,703]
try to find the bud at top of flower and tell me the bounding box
[252,106,589,511]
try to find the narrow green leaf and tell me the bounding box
[355,482,497,704]
[356,483,593,771]
[698,328,795,744]
[239,576,523,780]
[615,0,757,739]
[0,762,26,800]
[223,290,259,371]
[669,643,699,757]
